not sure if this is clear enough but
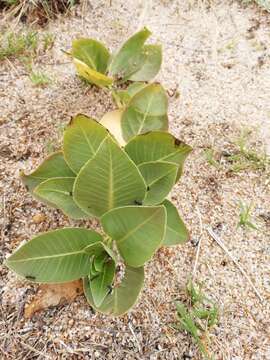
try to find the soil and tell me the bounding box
[0,1,270,359]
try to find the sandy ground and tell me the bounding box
[0,0,270,359]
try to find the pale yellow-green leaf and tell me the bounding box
[74,58,113,87]
[100,110,126,146]
[72,38,110,73]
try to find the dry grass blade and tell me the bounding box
[207,227,264,303]
[192,206,203,278]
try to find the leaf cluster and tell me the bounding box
[6,29,192,316]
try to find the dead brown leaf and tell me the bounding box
[24,280,83,318]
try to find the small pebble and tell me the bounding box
[32,213,46,224]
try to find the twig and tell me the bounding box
[20,340,50,359]
[128,322,142,353]
[192,206,203,278]
[206,227,264,303]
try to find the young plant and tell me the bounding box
[70,27,161,88]
[174,280,218,360]
[5,30,192,316]
[226,129,269,173]
[204,148,219,169]
[29,70,51,86]
[0,31,38,61]
[237,201,258,230]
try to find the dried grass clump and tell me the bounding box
[0,0,80,25]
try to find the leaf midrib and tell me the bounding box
[78,123,96,154]
[117,208,161,245]
[7,249,87,263]
[108,143,114,210]
[146,167,176,187]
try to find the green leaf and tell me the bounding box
[84,266,144,316]
[162,200,189,246]
[90,259,116,307]
[127,82,148,98]
[72,38,110,74]
[5,228,102,283]
[63,114,108,174]
[128,45,162,81]
[121,84,168,141]
[90,259,99,277]
[100,110,126,146]
[125,131,192,180]
[84,241,117,263]
[101,206,166,267]
[73,136,146,217]
[20,151,74,193]
[126,83,168,116]
[93,252,107,272]
[112,82,147,109]
[34,177,88,219]
[73,58,113,87]
[109,27,151,80]
[138,162,178,205]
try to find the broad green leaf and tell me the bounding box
[162,200,189,246]
[34,177,88,219]
[109,27,151,80]
[73,136,146,217]
[121,107,168,142]
[138,162,178,205]
[121,84,168,141]
[73,58,113,87]
[84,266,144,316]
[125,131,192,180]
[5,228,102,283]
[101,206,166,267]
[128,45,162,81]
[72,38,110,74]
[126,83,168,116]
[100,110,125,146]
[90,259,116,307]
[20,151,74,193]
[63,114,108,174]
